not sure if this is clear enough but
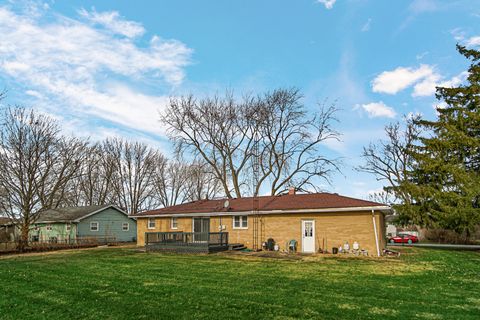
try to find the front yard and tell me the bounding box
[0,247,478,319]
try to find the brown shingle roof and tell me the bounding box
[0,217,12,225]
[132,193,388,217]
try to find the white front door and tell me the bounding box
[302,220,315,253]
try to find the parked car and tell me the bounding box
[388,233,419,244]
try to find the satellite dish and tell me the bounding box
[223,200,230,208]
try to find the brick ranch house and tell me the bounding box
[132,190,391,256]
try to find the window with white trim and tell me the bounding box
[66,224,71,232]
[46,224,52,231]
[90,221,99,232]
[171,217,178,229]
[148,218,156,229]
[233,216,248,229]
[122,222,129,231]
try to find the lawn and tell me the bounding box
[0,247,479,320]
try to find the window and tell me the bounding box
[171,217,178,229]
[122,222,129,231]
[148,218,156,229]
[233,216,248,229]
[46,224,52,231]
[66,224,71,232]
[90,222,99,232]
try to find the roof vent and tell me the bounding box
[288,187,296,195]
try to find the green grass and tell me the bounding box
[0,247,479,320]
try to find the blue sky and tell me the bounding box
[0,0,479,199]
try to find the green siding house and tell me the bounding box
[32,205,136,242]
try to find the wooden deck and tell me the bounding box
[145,232,229,253]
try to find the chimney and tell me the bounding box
[288,187,296,195]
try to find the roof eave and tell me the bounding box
[130,205,392,218]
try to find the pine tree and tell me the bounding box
[398,45,480,241]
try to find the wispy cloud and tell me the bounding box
[317,0,336,10]
[450,28,480,48]
[78,8,145,38]
[408,0,438,15]
[0,3,192,138]
[357,101,397,118]
[361,18,372,32]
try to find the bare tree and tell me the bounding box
[162,88,341,198]
[105,138,164,214]
[0,107,87,250]
[183,161,222,202]
[66,144,116,206]
[254,89,341,195]
[153,159,187,208]
[162,93,256,198]
[357,115,421,204]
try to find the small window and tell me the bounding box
[148,218,156,229]
[171,217,178,229]
[90,222,99,232]
[233,216,248,229]
[66,224,71,232]
[46,224,52,231]
[122,222,129,231]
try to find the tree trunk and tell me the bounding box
[17,224,30,252]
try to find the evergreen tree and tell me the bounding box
[398,45,480,241]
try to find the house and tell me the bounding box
[132,190,391,256]
[32,205,137,243]
[0,217,18,242]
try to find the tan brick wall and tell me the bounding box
[136,211,386,256]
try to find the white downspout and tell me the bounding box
[372,209,380,257]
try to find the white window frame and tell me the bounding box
[232,216,248,229]
[90,221,99,232]
[171,217,178,230]
[147,218,156,230]
[46,224,52,231]
[66,224,71,232]
[122,222,129,232]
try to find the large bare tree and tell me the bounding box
[162,88,341,198]
[0,107,87,249]
[357,115,421,205]
[65,143,116,206]
[254,89,340,195]
[162,93,255,198]
[105,138,165,214]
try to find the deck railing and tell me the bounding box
[145,232,229,253]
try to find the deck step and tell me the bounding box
[229,243,246,251]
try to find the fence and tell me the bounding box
[0,236,117,254]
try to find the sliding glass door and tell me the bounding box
[193,218,210,242]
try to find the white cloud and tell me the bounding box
[317,0,336,10]
[372,63,467,97]
[358,101,397,118]
[78,8,145,38]
[0,4,192,138]
[361,18,372,32]
[413,71,468,97]
[465,36,480,47]
[450,28,480,48]
[372,65,434,94]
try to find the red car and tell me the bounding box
[388,233,419,244]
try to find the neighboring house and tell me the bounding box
[132,189,391,256]
[32,205,137,242]
[0,217,19,242]
[385,215,398,237]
